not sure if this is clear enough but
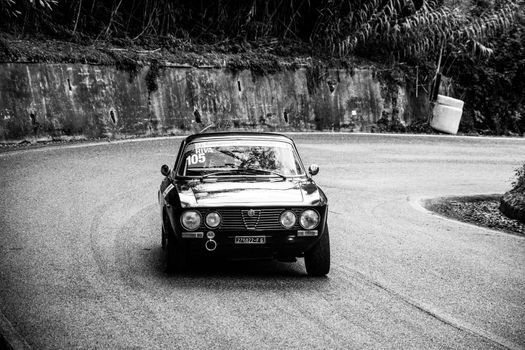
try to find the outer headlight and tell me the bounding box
[205,212,221,228]
[181,210,201,231]
[280,210,296,229]
[300,210,320,230]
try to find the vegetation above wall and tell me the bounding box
[451,14,525,135]
[0,0,523,135]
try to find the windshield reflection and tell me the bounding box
[179,140,305,177]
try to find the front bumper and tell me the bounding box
[179,227,326,260]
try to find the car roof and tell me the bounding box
[184,132,295,144]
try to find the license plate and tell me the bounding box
[234,236,266,244]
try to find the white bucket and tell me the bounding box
[431,95,464,134]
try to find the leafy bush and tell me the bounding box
[1,1,519,56]
[451,12,525,135]
[512,163,525,193]
[500,162,525,223]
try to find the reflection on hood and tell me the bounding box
[177,179,323,207]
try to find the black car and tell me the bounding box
[158,132,330,276]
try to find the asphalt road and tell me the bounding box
[1,133,524,350]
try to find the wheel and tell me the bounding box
[304,227,330,276]
[161,225,167,250]
[166,229,189,273]
[163,212,189,273]
[161,209,169,250]
[166,234,189,273]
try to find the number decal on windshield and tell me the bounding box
[187,153,206,166]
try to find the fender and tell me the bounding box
[160,177,183,241]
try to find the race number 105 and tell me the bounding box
[187,153,205,166]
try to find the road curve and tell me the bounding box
[1,134,524,350]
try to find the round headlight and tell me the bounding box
[300,210,319,230]
[205,212,221,228]
[280,210,296,229]
[181,210,201,231]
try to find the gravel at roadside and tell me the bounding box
[426,195,525,236]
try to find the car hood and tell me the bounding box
[177,179,325,207]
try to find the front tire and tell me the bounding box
[164,214,188,273]
[304,227,330,276]
[161,225,167,250]
[166,233,189,273]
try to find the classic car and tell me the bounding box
[158,132,330,276]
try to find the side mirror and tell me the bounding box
[161,164,171,177]
[308,164,319,176]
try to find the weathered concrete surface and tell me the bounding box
[0,63,427,142]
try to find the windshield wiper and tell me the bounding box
[200,169,240,180]
[199,168,287,181]
[238,168,287,180]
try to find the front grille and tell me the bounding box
[241,209,261,229]
[202,208,304,230]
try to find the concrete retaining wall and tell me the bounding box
[0,63,427,142]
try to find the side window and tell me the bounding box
[173,142,185,174]
[294,159,302,174]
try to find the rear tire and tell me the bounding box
[304,227,330,276]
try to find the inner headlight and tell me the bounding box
[181,210,201,231]
[205,212,221,228]
[280,210,296,229]
[299,210,319,230]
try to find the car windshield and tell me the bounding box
[178,139,305,177]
